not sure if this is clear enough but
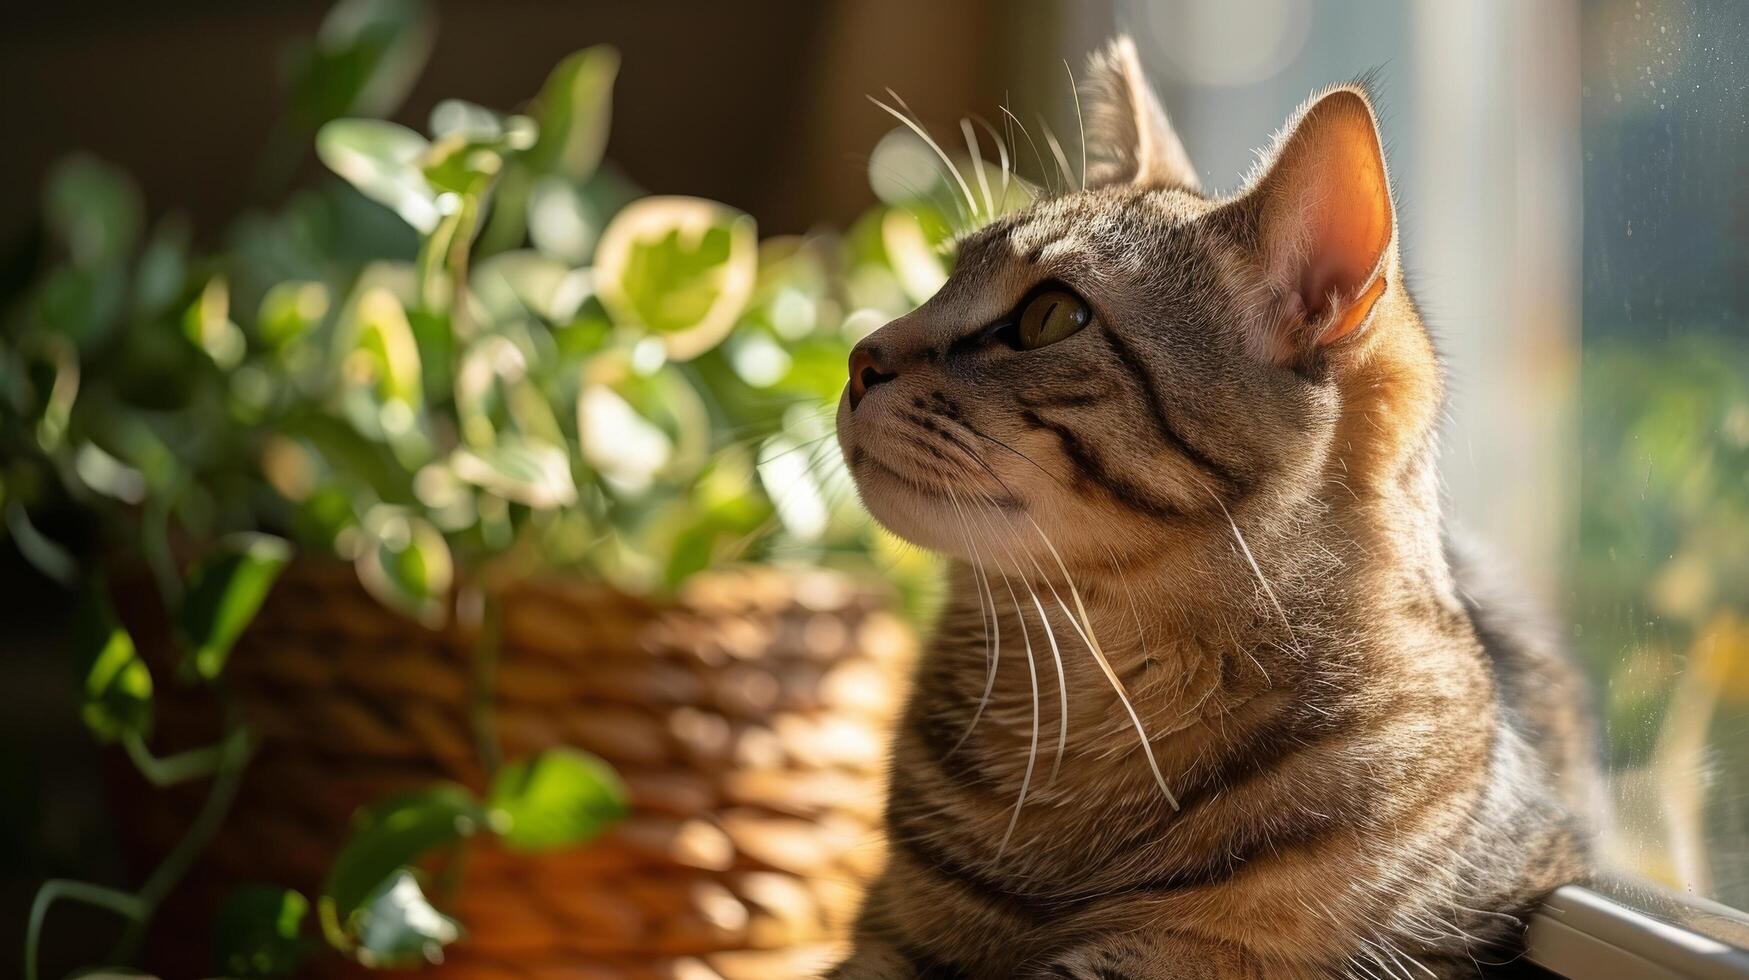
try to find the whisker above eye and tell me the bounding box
[870,90,979,224]
[968,114,1013,212]
[1064,58,1087,192]
[1000,104,1056,197]
[1037,114,1077,197]
[960,118,995,220]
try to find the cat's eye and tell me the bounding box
[1016,288,1093,350]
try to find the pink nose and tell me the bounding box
[848,345,897,410]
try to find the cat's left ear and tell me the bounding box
[1084,36,1200,191]
[1241,86,1396,361]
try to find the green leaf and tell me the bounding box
[74,443,146,505]
[349,870,461,969]
[526,46,619,181]
[20,337,80,454]
[475,160,533,256]
[486,748,627,851]
[420,136,503,198]
[355,506,452,627]
[72,591,152,743]
[178,533,292,681]
[429,98,503,142]
[335,285,426,448]
[35,263,129,352]
[316,119,441,233]
[593,196,758,360]
[470,250,588,325]
[44,154,142,268]
[577,382,674,493]
[324,785,481,920]
[256,281,331,349]
[578,365,712,494]
[212,885,315,978]
[287,0,434,128]
[449,437,577,509]
[525,175,599,264]
[132,217,191,318]
[181,276,246,370]
[758,435,830,540]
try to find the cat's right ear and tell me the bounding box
[1084,36,1200,191]
[1238,86,1396,364]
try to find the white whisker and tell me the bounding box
[960,118,995,220]
[1203,483,1295,682]
[1021,512,1179,809]
[1065,59,1087,191]
[1038,115,1077,195]
[871,91,978,225]
[970,115,1013,212]
[996,574,1041,859]
[946,487,1000,753]
[1000,104,1055,196]
[968,491,1069,782]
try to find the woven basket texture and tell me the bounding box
[113,560,911,979]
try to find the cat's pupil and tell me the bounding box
[1018,289,1090,350]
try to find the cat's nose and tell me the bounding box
[847,344,898,410]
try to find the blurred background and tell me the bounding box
[3,0,1747,976]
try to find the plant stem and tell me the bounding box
[25,881,146,980]
[468,590,503,777]
[111,722,254,963]
[26,708,253,979]
[141,493,182,607]
[121,731,230,786]
[447,188,482,337]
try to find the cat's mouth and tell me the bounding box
[846,441,1022,511]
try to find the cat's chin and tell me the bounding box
[846,455,957,550]
[845,453,1021,559]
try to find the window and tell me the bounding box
[1111,0,1749,968]
[1576,0,1749,920]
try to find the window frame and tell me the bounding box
[1528,885,1749,979]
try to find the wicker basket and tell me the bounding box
[115,560,910,979]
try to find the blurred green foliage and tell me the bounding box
[1576,335,1749,757]
[1576,333,1749,903]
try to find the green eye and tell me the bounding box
[1017,288,1093,350]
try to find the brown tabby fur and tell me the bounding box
[829,37,1596,980]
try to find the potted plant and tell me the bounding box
[0,1,1002,975]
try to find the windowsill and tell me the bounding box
[1527,883,1749,978]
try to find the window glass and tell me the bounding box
[1579,0,1749,914]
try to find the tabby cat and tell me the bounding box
[829,37,1596,980]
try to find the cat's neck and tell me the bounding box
[930,467,1457,780]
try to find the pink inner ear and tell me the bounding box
[1300,255,1348,319]
[1300,192,1388,319]
[1260,91,1394,346]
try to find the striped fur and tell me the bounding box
[829,38,1596,980]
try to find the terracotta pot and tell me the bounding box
[113,561,910,979]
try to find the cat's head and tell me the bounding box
[836,37,1439,572]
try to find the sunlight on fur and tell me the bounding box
[828,33,1596,980]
